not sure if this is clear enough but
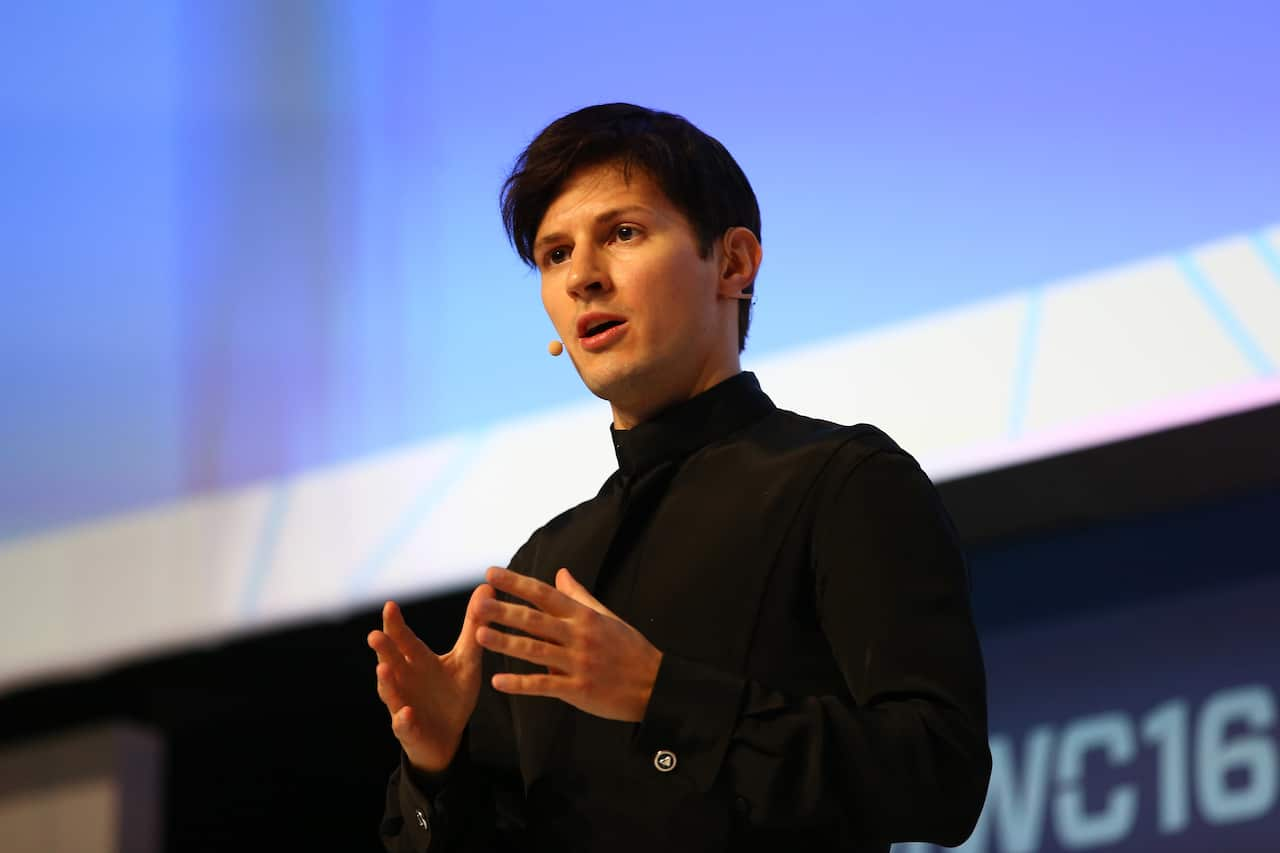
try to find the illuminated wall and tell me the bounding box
[1,3,1277,693]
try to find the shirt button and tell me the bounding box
[653,749,677,772]
[415,808,429,831]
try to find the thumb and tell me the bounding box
[556,568,614,617]
[391,705,417,743]
[455,583,495,661]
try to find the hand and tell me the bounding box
[367,584,494,774]
[476,566,663,723]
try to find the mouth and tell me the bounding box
[576,312,628,338]
[577,318,629,353]
[583,319,625,337]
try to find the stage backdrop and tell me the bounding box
[894,573,1279,853]
[1,2,1278,691]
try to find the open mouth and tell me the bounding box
[577,317,629,352]
[583,319,625,338]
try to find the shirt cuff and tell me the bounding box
[634,652,746,793]
[401,745,459,797]
[394,749,438,846]
[395,737,468,847]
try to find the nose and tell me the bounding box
[564,243,611,300]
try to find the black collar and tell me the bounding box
[609,371,775,478]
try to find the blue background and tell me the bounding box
[2,1,1278,539]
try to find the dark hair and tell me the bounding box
[500,103,761,352]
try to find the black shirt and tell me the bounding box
[380,371,990,852]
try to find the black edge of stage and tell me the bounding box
[0,591,476,852]
[937,401,1280,546]
[0,402,1277,852]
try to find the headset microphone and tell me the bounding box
[548,340,564,356]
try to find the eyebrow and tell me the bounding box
[533,205,654,253]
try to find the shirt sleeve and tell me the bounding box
[634,446,991,847]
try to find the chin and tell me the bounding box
[579,358,656,405]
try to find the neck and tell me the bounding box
[609,359,741,430]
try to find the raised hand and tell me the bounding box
[367,584,495,773]
[475,566,663,722]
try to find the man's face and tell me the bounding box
[534,162,737,422]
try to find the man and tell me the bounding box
[369,103,991,852]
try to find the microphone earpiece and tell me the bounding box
[548,340,564,357]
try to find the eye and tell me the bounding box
[615,224,638,242]
[546,246,569,266]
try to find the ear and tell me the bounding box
[715,226,763,302]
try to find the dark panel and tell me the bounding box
[939,402,1280,545]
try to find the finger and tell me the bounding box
[555,568,615,618]
[485,566,576,618]
[454,583,496,660]
[383,600,431,660]
[376,662,406,712]
[368,630,401,665]
[476,625,569,671]
[477,598,570,645]
[491,671,566,699]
